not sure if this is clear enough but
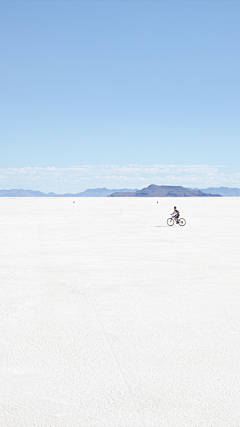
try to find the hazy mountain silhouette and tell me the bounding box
[0,188,137,197]
[3,185,235,197]
[61,188,137,197]
[200,187,240,197]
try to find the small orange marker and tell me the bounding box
[157,201,158,203]
[73,201,75,203]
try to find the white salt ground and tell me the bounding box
[0,197,240,427]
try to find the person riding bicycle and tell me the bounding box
[171,206,180,223]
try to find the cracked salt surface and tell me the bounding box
[0,197,240,427]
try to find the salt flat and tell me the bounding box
[0,197,240,427]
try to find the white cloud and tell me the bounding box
[0,164,239,193]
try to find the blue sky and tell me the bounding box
[1,0,240,191]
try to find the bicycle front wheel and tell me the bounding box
[167,218,174,226]
[179,218,186,226]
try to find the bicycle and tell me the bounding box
[167,216,186,226]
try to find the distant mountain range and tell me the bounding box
[1,185,239,197]
[110,184,221,197]
[63,188,137,197]
[0,188,137,197]
[200,187,240,197]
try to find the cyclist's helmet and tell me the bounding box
[174,206,177,209]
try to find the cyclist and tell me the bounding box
[171,206,180,223]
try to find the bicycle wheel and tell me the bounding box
[167,218,174,226]
[179,218,186,226]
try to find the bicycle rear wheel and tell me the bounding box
[167,218,174,226]
[179,218,186,226]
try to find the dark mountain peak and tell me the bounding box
[110,184,221,197]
